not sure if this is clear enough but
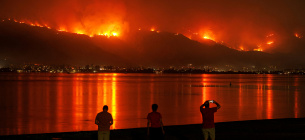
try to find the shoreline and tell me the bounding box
[1,118,305,140]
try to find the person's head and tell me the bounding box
[204,102,210,108]
[103,105,108,112]
[152,104,158,112]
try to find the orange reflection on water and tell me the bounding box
[293,76,299,118]
[56,76,64,132]
[201,74,210,102]
[256,82,264,119]
[72,74,84,131]
[266,75,273,119]
[238,77,243,120]
[16,76,23,135]
[111,74,117,129]
[1,73,305,136]
[28,79,34,134]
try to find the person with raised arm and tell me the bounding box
[200,100,221,140]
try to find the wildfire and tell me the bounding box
[201,31,215,41]
[239,46,245,51]
[4,18,304,53]
[58,28,67,32]
[202,36,215,41]
[3,18,122,38]
[203,36,210,39]
[253,44,263,51]
[253,48,263,52]
[96,32,119,38]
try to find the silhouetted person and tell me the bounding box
[95,105,113,140]
[200,100,221,140]
[147,104,165,140]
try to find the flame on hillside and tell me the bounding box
[6,18,122,38]
[1,18,303,53]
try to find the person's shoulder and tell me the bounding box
[212,107,218,111]
[151,111,161,115]
[147,112,153,119]
[100,111,110,115]
[96,112,103,117]
[157,112,162,117]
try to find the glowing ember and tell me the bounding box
[75,30,85,35]
[267,41,274,45]
[266,34,274,37]
[295,33,303,38]
[203,36,210,39]
[253,48,263,51]
[150,28,155,31]
[202,35,215,41]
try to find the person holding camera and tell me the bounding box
[200,100,221,140]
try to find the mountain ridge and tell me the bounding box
[0,20,303,68]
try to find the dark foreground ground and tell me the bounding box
[1,118,305,140]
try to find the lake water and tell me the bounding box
[0,73,305,135]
